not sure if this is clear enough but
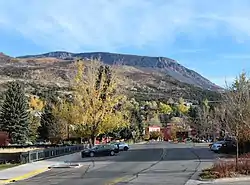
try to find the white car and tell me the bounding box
[112,142,129,151]
[210,141,225,152]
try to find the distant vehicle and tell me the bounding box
[111,142,129,151]
[81,144,119,157]
[210,141,225,152]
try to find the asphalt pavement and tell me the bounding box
[10,142,218,185]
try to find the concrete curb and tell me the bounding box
[199,176,250,183]
[48,163,82,169]
[184,144,215,185]
[2,167,49,184]
[184,149,203,185]
[133,141,148,145]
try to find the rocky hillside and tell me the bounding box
[19,51,221,91]
[0,51,222,102]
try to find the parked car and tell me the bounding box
[218,140,236,154]
[111,142,129,151]
[210,141,225,152]
[81,144,119,157]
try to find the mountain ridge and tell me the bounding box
[0,51,222,103]
[18,51,221,91]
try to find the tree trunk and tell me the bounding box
[236,124,239,171]
[236,138,239,171]
[89,135,96,147]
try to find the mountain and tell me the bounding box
[19,51,221,91]
[0,51,222,103]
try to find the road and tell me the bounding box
[11,142,217,185]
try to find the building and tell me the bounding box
[162,117,192,141]
[145,125,161,135]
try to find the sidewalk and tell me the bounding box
[0,152,81,184]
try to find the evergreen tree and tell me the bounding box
[0,81,30,144]
[38,103,51,141]
[38,102,56,141]
[38,102,65,143]
[38,89,60,141]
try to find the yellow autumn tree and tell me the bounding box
[52,98,80,139]
[54,60,129,145]
[29,95,44,111]
[159,102,172,114]
[177,97,189,114]
[28,95,45,142]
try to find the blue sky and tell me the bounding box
[0,0,249,87]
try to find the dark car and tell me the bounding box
[81,144,119,157]
[218,140,236,154]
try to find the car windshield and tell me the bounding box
[215,141,225,144]
[92,145,104,149]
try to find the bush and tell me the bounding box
[212,160,236,178]
[200,154,250,179]
[239,152,250,158]
[150,131,161,140]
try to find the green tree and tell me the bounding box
[149,114,162,127]
[0,81,30,144]
[38,103,53,141]
[126,99,144,139]
[188,105,202,136]
[38,102,66,143]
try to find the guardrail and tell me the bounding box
[0,144,88,164]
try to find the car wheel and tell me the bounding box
[110,150,115,156]
[124,146,128,151]
[90,152,95,157]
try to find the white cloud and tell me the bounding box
[1,0,250,52]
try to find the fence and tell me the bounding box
[0,144,88,164]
